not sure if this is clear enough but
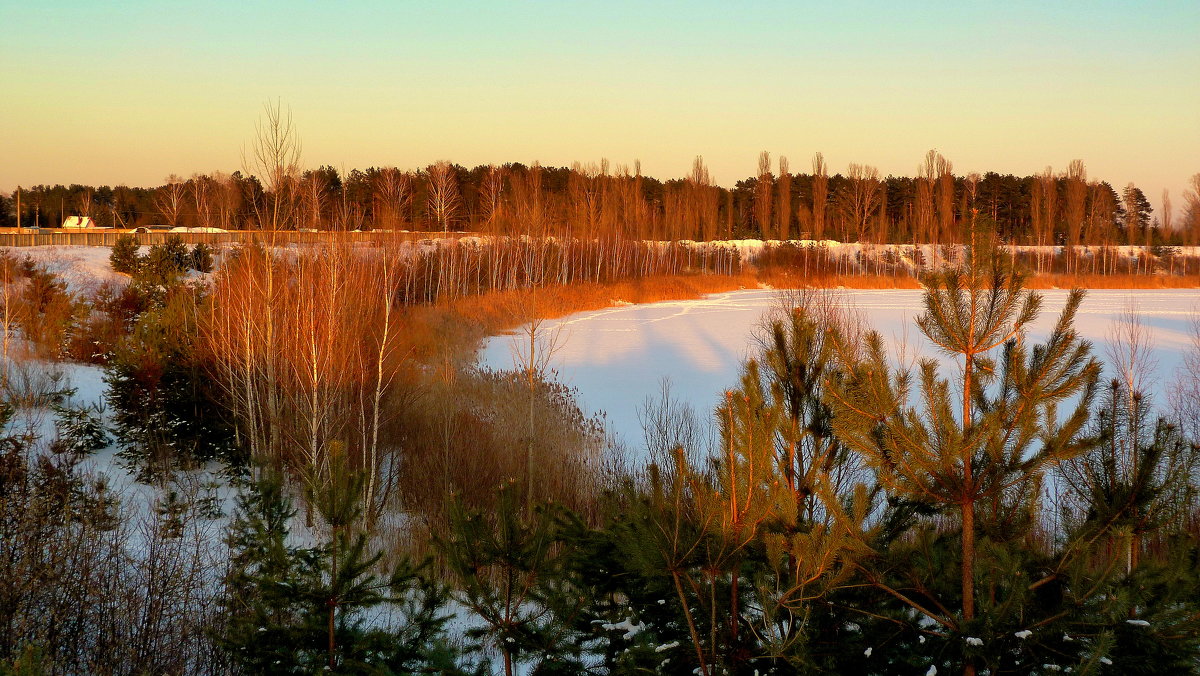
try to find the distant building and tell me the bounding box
[62,216,97,229]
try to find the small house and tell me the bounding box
[62,216,97,229]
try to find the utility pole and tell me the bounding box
[14,187,19,229]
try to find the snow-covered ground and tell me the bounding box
[479,289,1200,458]
[3,245,130,294]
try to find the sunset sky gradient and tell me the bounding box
[3,0,1197,215]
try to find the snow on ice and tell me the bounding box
[480,289,1200,462]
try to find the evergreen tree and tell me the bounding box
[222,461,461,674]
[1059,381,1200,670]
[50,400,109,456]
[109,235,141,274]
[438,483,587,676]
[138,237,192,286]
[190,242,214,273]
[826,226,1100,675]
[104,285,236,480]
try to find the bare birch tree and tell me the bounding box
[373,167,411,230]
[480,164,506,232]
[837,163,883,243]
[242,99,302,231]
[155,174,187,226]
[426,160,461,232]
[191,173,215,230]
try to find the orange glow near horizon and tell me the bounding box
[2,1,1197,216]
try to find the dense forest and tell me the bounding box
[5,152,1200,248]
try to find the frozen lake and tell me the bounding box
[478,289,1200,458]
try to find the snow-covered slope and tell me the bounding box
[4,245,130,294]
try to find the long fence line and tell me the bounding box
[0,229,474,247]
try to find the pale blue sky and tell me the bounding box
[2,0,1197,213]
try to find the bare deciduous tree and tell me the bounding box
[1184,173,1200,247]
[776,155,791,241]
[426,160,461,232]
[755,151,773,240]
[1065,160,1088,272]
[190,173,215,230]
[373,167,411,230]
[916,150,936,245]
[300,169,328,231]
[810,153,828,241]
[243,99,302,231]
[155,174,187,226]
[837,163,883,243]
[935,153,955,242]
[480,164,506,231]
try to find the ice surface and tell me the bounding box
[479,289,1200,462]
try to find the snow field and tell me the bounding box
[479,289,1200,458]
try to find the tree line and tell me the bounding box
[4,154,1199,248]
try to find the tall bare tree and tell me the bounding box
[300,170,329,231]
[479,164,506,232]
[935,153,955,242]
[810,153,828,241]
[426,160,462,232]
[754,151,773,240]
[155,174,187,226]
[243,99,302,231]
[1161,189,1173,237]
[687,156,720,241]
[212,171,242,232]
[74,187,93,221]
[776,155,792,241]
[1064,160,1088,273]
[1185,173,1200,247]
[373,167,411,230]
[837,163,883,243]
[191,173,215,230]
[916,150,937,245]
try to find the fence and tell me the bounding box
[0,229,474,247]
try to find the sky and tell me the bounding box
[2,0,1197,216]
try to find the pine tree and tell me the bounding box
[1059,381,1200,669]
[190,242,214,273]
[50,401,109,456]
[222,463,460,674]
[826,226,1100,675]
[109,235,141,274]
[438,482,586,676]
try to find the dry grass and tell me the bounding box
[760,271,922,289]
[1026,273,1200,289]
